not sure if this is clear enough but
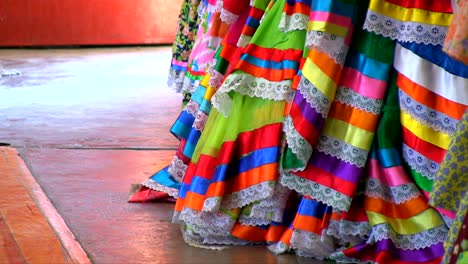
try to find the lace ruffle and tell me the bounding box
[212,72,294,116]
[218,181,277,210]
[326,220,371,244]
[141,179,179,198]
[280,172,352,211]
[184,99,200,117]
[402,144,439,181]
[316,135,369,168]
[336,87,383,115]
[240,184,291,225]
[279,13,308,32]
[168,68,187,93]
[220,8,239,25]
[168,156,188,182]
[399,89,457,135]
[306,31,349,65]
[290,229,336,259]
[365,178,422,205]
[368,223,448,250]
[297,77,333,118]
[283,116,312,171]
[193,111,209,131]
[181,74,202,94]
[178,208,236,236]
[330,252,375,264]
[363,10,447,46]
[237,35,252,48]
[267,242,290,255]
[208,69,224,89]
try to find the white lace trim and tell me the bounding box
[368,223,448,250]
[215,0,223,12]
[330,252,375,264]
[184,99,200,117]
[441,213,454,228]
[268,242,290,255]
[193,111,209,131]
[283,115,312,171]
[203,197,222,212]
[280,171,352,211]
[316,135,369,168]
[178,207,236,236]
[290,229,336,259]
[399,89,458,135]
[181,74,202,94]
[336,87,383,115]
[237,35,252,48]
[208,36,223,50]
[220,181,276,210]
[326,220,371,245]
[180,222,249,248]
[168,68,187,93]
[297,76,333,118]
[212,72,294,116]
[168,156,188,182]
[306,31,349,65]
[279,13,308,32]
[239,184,291,225]
[402,144,439,181]
[141,179,179,198]
[220,8,239,25]
[365,178,422,205]
[208,69,224,89]
[363,10,448,46]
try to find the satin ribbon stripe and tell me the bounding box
[289,93,323,145]
[307,21,350,37]
[292,215,329,235]
[309,150,362,184]
[339,67,388,100]
[171,58,188,68]
[308,48,343,84]
[365,196,430,219]
[398,42,468,78]
[367,159,413,186]
[179,191,206,211]
[234,123,283,156]
[368,0,452,26]
[170,112,195,140]
[242,45,304,62]
[323,118,375,150]
[224,163,278,194]
[328,101,380,132]
[292,165,356,197]
[265,225,289,243]
[370,146,403,168]
[341,240,444,263]
[385,0,453,13]
[182,130,201,158]
[231,223,268,242]
[401,126,446,163]
[308,11,353,29]
[366,210,445,234]
[301,60,339,101]
[401,111,451,149]
[310,0,357,23]
[237,61,299,81]
[345,51,392,82]
[394,44,468,106]
[284,1,311,16]
[397,73,467,120]
[408,167,434,192]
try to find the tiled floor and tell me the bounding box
[0,47,324,263]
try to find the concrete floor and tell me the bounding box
[0,47,321,263]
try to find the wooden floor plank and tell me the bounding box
[0,147,89,264]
